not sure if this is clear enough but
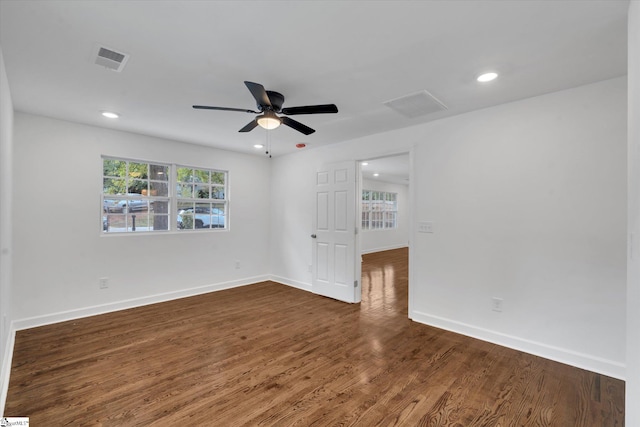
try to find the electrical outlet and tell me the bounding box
[235,260,241,269]
[308,264,313,273]
[491,297,503,312]
[99,277,109,289]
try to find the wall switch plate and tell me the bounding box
[491,297,503,312]
[235,260,241,269]
[99,277,109,289]
[418,222,434,233]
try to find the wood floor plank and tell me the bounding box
[5,247,625,425]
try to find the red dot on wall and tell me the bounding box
[296,143,306,149]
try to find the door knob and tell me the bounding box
[311,234,317,238]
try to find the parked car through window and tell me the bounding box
[177,206,225,229]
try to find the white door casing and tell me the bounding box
[312,161,358,303]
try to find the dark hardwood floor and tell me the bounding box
[5,248,625,425]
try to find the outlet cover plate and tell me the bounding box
[418,222,434,233]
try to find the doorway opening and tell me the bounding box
[358,152,411,309]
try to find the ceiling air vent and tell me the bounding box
[383,90,447,119]
[94,46,129,72]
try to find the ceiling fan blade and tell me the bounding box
[281,104,338,115]
[239,120,258,133]
[244,81,272,108]
[193,105,258,113]
[281,116,315,135]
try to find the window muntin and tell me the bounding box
[102,158,227,233]
[361,190,397,231]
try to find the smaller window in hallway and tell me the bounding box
[362,190,397,231]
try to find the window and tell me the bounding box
[103,158,170,232]
[102,157,227,233]
[361,190,397,231]
[176,166,227,230]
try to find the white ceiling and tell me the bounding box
[362,154,410,186]
[0,0,629,157]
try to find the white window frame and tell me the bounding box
[175,165,228,231]
[101,157,228,234]
[361,189,398,231]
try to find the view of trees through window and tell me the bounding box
[102,158,227,233]
[361,190,398,230]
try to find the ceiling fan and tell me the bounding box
[193,81,338,135]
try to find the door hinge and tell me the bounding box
[354,280,358,288]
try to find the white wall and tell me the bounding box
[270,77,628,378]
[361,178,409,254]
[0,46,14,414]
[411,77,627,379]
[626,1,640,424]
[11,113,271,327]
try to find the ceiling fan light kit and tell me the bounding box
[193,81,338,136]
[256,111,281,130]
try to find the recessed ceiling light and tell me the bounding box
[361,162,369,166]
[101,111,119,119]
[253,144,264,149]
[373,173,380,177]
[477,72,498,83]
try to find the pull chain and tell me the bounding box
[265,128,272,158]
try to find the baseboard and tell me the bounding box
[13,275,270,331]
[269,275,312,292]
[411,310,626,381]
[361,244,408,255]
[1,321,16,417]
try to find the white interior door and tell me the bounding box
[312,161,358,303]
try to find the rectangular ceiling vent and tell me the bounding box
[383,90,448,119]
[94,46,129,72]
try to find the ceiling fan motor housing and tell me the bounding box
[264,91,285,111]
